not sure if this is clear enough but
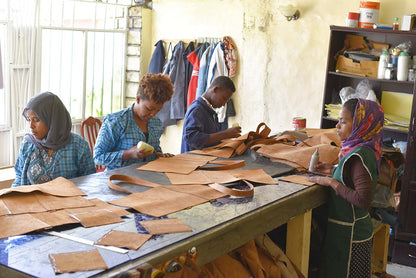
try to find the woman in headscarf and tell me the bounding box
[309,98,384,278]
[12,92,96,187]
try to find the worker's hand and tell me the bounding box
[225,126,241,139]
[308,175,340,192]
[123,146,153,161]
[312,162,333,175]
[156,152,174,158]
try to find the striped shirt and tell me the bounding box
[12,133,96,187]
[93,105,163,170]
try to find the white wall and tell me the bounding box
[147,0,415,154]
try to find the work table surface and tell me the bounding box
[0,154,328,278]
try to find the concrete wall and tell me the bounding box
[144,0,415,154]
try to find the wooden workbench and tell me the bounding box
[0,155,328,278]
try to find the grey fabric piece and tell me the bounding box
[23,92,72,150]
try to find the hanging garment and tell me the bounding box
[196,43,216,99]
[187,42,210,107]
[222,36,238,78]
[157,41,186,127]
[206,42,229,123]
[148,40,166,74]
[183,41,195,108]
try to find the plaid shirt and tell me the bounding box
[93,105,163,170]
[12,133,96,187]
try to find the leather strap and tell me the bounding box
[199,159,245,170]
[208,180,254,197]
[108,174,161,194]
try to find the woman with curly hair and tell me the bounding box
[94,73,174,170]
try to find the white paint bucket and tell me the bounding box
[358,1,380,28]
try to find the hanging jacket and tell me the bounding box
[148,40,166,74]
[187,42,209,107]
[183,41,195,108]
[157,41,186,127]
[196,43,216,99]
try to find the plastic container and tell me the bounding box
[397,51,410,81]
[137,141,155,153]
[384,63,395,80]
[393,17,400,30]
[346,12,360,27]
[359,1,380,28]
[377,50,390,79]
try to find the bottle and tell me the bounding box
[137,141,155,153]
[384,63,395,80]
[308,148,319,172]
[397,51,410,81]
[377,50,390,79]
[408,69,415,82]
[393,17,400,30]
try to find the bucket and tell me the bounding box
[359,1,380,28]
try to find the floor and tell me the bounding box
[385,263,416,278]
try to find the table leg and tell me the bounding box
[286,209,312,277]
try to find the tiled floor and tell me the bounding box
[386,263,416,278]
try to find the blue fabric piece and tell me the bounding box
[181,97,226,153]
[94,105,163,170]
[196,43,216,98]
[157,41,186,127]
[148,40,166,74]
[12,133,96,187]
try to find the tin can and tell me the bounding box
[293,117,306,130]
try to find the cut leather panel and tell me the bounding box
[70,209,124,228]
[109,187,208,217]
[138,218,192,235]
[0,214,51,239]
[95,230,152,250]
[0,176,86,197]
[137,153,216,174]
[49,249,107,274]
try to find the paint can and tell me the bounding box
[358,1,380,28]
[346,12,360,28]
[292,117,306,130]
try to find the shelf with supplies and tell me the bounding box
[321,25,416,268]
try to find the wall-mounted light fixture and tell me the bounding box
[279,4,300,21]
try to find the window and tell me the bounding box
[0,22,7,128]
[38,0,128,120]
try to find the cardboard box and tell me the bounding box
[335,55,379,78]
[401,14,415,31]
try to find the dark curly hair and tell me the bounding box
[137,73,174,104]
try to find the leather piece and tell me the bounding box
[49,249,107,274]
[166,184,227,201]
[255,143,340,170]
[191,122,274,158]
[70,209,123,228]
[209,180,254,198]
[109,186,208,217]
[199,159,245,170]
[0,214,51,239]
[0,176,86,197]
[167,169,277,186]
[108,174,161,194]
[32,210,79,226]
[279,175,315,186]
[138,218,193,235]
[137,153,215,174]
[95,230,152,250]
[66,198,130,217]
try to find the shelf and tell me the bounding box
[328,71,416,86]
[322,116,409,135]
